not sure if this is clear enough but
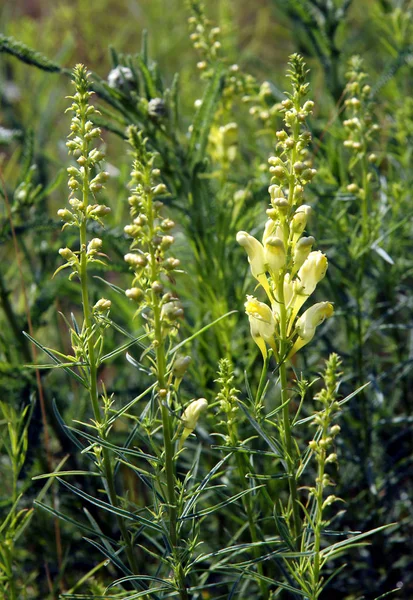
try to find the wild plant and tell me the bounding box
[234,54,390,599]
[0,3,411,597]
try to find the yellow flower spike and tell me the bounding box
[289,302,334,357]
[245,295,277,360]
[264,236,286,277]
[179,398,208,449]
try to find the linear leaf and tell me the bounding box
[169,310,237,354]
[0,34,61,72]
[23,331,88,388]
[57,478,164,534]
[34,501,116,543]
[188,63,225,169]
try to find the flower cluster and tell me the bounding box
[56,64,111,311]
[242,80,280,131]
[215,358,239,446]
[188,2,256,107]
[343,56,378,180]
[308,353,343,509]
[237,55,333,361]
[188,1,222,74]
[124,126,183,337]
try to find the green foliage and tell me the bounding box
[0,1,412,599]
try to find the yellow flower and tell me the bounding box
[179,398,208,449]
[264,236,285,276]
[297,250,328,296]
[236,231,265,279]
[245,295,277,359]
[290,204,312,243]
[237,231,273,299]
[288,251,328,329]
[289,302,334,356]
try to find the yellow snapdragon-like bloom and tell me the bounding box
[245,296,277,359]
[289,302,334,356]
[236,231,265,279]
[264,236,286,276]
[179,398,208,449]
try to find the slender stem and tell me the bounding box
[278,275,300,542]
[79,145,139,576]
[311,430,327,598]
[147,186,188,600]
[228,417,268,599]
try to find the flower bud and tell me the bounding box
[57,208,74,223]
[179,398,208,448]
[173,355,192,378]
[93,298,111,312]
[89,204,111,218]
[125,287,144,301]
[124,253,147,267]
[291,204,312,241]
[245,296,276,359]
[297,251,328,296]
[293,236,314,272]
[59,247,76,263]
[87,238,103,253]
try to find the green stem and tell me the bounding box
[280,357,300,542]
[79,145,138,576]
[147,188,188,600]
[311,436,326,598]
[228,421,268,599]
[278,274,300,543]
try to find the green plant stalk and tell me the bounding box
[278,275,300,543]
[146,189,188,600]
[2,544,17,600]
[227,419,269,599]
[276,92,305,544]
[79,152,139,576]
[311,427,327,599]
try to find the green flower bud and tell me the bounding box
[93,298,111,312]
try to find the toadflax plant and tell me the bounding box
[234,55,387,599]
[237,53,333,542]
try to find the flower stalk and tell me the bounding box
[237,54,334,546]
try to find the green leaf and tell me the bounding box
[321,523,397,561]
[169,310,237,354]
[107,574,176,590]
[57,478,165,534]
[136,54,158,99]
[0,34,62,72]
[68,426,159,463]
[100,333,148,363]
[181,485,264,520]
[23,331,88,388]
[188,63,225,169]
[238,402,284,459]
[34,501,116,543]
[180,453,232,523]
[53,400,85,451]
[106,383,156,426]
